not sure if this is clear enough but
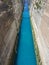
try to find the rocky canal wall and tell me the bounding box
[29,0,49,65]
[0,0,23,65]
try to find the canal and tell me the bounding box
[14,1,37,65]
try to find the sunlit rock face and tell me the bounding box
[40,0,49,47]
[39,0,49,65]
[30,0,49,65]
[29,0,46,28]
[0,0,23,65]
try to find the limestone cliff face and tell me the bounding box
[30,0,49,65]
[29,0,46,28]
[0,0,23,65]
[40,0,49,54]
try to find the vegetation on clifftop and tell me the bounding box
[33,0,46,10]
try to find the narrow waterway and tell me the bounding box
[14,1,37,65]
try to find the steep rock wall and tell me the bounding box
[0,0,23,65]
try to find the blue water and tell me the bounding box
[14,2,37,65]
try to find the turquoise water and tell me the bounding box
[14,2,37,65]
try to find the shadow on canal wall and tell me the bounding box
[0,0,23,65]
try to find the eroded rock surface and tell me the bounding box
[0,0,23,65]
